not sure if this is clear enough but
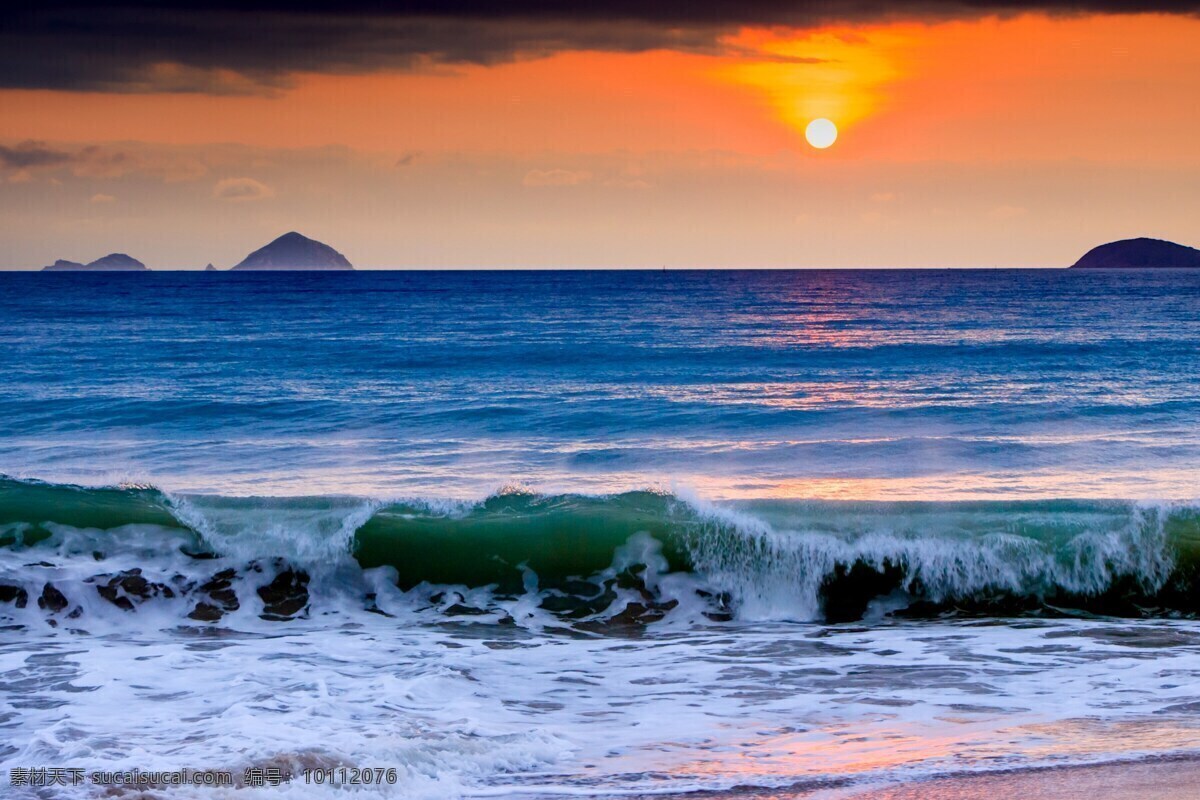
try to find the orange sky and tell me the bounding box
[3,13,1200,268]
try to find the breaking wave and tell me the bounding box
[1,476,1197,629]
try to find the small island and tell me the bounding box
[230,232,354,271]
[41,253,148,272]
[1070,237,1200,269]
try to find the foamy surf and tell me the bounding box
[3,477,1200,798]
[4,602,1200,798]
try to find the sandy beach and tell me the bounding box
[664,756,1200,800]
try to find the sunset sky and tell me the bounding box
[4,1,1200,269]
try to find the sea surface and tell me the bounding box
[1,269,1199,798]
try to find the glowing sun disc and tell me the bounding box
[805,118,838,149]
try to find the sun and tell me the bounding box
[805,118,838,149]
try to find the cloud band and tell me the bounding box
[6,1,1199,93]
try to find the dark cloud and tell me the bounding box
[5,1,1200,93]
[0,141,72,169]
[0,140,213,182]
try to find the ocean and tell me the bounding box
[1,268,1198,798]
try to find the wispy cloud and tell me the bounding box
[213,177,275,202]
[523,168,592,187]
[0,140,211,183]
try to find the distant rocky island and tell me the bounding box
[41,253,148,272]
[1071,237,1200,269]
[230,232,353,271]
[34,232,353,272]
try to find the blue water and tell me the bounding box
[1,269,1198,498]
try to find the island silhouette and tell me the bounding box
[1070,237,1200,269]
[41,253,148,272]
[230,232,354,271]
[36,232,353,271]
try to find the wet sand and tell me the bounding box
[822,757,1200,800]
[628,756,1200,800]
